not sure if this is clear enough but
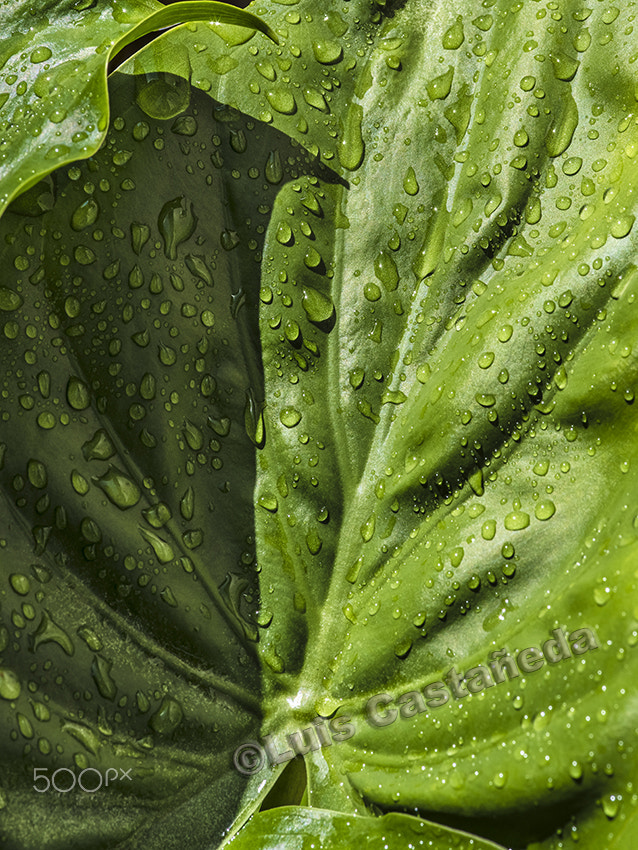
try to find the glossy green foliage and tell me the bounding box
[1,0,638,848]
[0,0,276,213]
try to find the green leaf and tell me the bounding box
[2,0,638,848]
[226,805,508,849]
[0,0,277,215]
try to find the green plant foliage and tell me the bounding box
[0,0,277,214]
[1,0,638,848]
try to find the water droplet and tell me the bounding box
[569,760,583,781]
[504,511,530,531]
[312,40,343,64]
[374,250,399,291]
[131,222,150,255]
[66,376,90,410]
[180,487,194,520]
[550,51,580,82]
[360,513,375,542]
[303,87,329,112]
[610,214,635,239]
[139,528,174,563]
[0,287,23,311]
[244,389,265,447]
[306,529,322,554]
[304,246,322,269]
[158,196,197,260]
[258,493,278,512]
[82,429,115,461]
[32,610,74,655]
[339,103,364,171]
[171,115,197,136]
[265,150,283,184]
[498,324,513,342]
[90,655,117,700]
[364,282,381,302]
[381,389,407,405]
[150,696,183,734]
[280,407,301,427]
[71,198,99,231]
[266,89,296,115]
[30,46,53,64]
[94,466,141,509]
[546,93,578,157]
[443,16,464,49]
[481,519,496,540]
[136,73,190,120]
[427,66,454,100]
[142,503,172,529]
[276,220,293,245]
[302,286,334,324]
[27,459,47,489]
[534,500,555,520]
[71,470,90,495]
[0,669,21,700]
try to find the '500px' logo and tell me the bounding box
[33,767,133,793]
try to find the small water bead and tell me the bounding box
[280,407,301,428]
[306,529,322,555]
[303,86,329,112]
[472,14,493,31]
[546,93,578,157]
[403,166,419,195]
[364,282,381,302]
[478,351,494,368]
[481,520,496,540]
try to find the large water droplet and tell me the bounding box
[302,286,334,324]
[158,196,197,260]
[339,103,364,171]
[94,466,141,509]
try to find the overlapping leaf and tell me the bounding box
[1,0,638,848]
[0,0,276,214]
